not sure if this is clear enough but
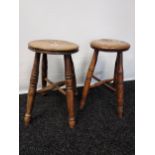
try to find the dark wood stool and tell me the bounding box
[24,40,79,128]
[80,39,130,118]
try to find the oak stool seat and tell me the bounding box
[28,40,79,54]
[24,39,79,128]
[80,38,130,118]
[91,39,130,52]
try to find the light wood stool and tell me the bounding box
[80,39,130,118]
[24,40,79,128]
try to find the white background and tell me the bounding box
[19,0,135,93]
[1,0,155,155]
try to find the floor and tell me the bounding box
[19,81,135,155]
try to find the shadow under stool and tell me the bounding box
[80,39,130,118]
[24,40,79,128]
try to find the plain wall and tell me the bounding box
[19,0,135,93]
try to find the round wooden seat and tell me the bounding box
[91,39,130,52]
[28,40,79,54]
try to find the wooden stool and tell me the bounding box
[80,39,130,118]
[24,40,79,128]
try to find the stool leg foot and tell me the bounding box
[69,118,76,128]
[115,52,124,118]
[24,114,31,127]
[117,106,123,118]
[24,53,40,126]
[41,54,48,96]
[64,55,76,128]
[80,50,99,109]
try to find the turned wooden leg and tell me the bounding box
[113,53,119,88]
[80,50,99,109]
[24,53,41,126]
[41,54,48,95]
[64,54,76,128]
[116,52,124,118]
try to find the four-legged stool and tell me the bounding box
[80,39,130,118]
[24,40,79,128]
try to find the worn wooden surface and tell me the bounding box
[91,39,130,52]
[28,40,79,54]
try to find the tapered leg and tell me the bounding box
[70,56,77,95]
[116,52,124,118]
[113,53,119,88]
[80,50,99,109]
[41,54,48,95]
[64,55,76,128]
[24,53,41,126]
